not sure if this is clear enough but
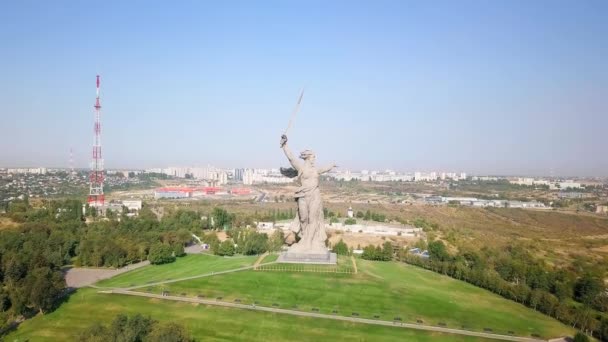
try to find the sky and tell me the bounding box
[0,1,606,177]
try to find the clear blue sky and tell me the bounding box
[0,1,606,176]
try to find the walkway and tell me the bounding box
[253,252,269,269]
[104,289,547,342]
[64,260,150,288]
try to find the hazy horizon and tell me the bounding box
[1,1,606,177]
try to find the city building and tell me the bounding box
[559,181,582,189]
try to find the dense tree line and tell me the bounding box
[0,200,292,337]
[361,242,393,261]
[0,200,198,334]
[78,313,194,342]
[206,228,285,257]
[0,217,70,332]
[400,241,608,340]
[354,210,387,222]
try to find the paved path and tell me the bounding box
[253,252,269,269]
[104,289,547,342]
[64,260,150,288]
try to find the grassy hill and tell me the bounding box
[144,258,573,339]
[7,287,492,342]
[8,255,575,341]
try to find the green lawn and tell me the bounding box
[147,259,573,339]
[6,288,490,342]
[261,253,279,263]
[96,254,258,288]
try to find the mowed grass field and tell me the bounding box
[96,254,258,288]
[7,287,491,342]
[146,259,573,339]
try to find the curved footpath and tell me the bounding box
[102,289,548,342]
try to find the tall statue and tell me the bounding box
[280,134,336,254]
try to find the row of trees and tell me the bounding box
[401,241,608,340]
[202,228,286,257]
[361,242,394,261]
[78,314,193,342]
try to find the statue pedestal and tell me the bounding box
[277,251,337,265]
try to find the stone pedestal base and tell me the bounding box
[277,251,337,265]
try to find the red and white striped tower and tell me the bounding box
[88,75,105,207]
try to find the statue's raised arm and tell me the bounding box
[280,135,302,172]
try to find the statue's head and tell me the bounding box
[299,150,316,163]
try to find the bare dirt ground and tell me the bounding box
[328,231,417,248]
[0,217,18,230]
[64,261,150,288]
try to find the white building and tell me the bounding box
[7,167,47,175]
[121,200,143,211]
[559,181,582,189]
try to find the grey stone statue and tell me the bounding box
[280,134,336,254]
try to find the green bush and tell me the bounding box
[148,243,176,265]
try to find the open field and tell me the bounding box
[6,287,492,342]
[96,254,257,288]
[141,258,573,339]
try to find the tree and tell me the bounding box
[171,243,185,257]
[78,314,191,342]
[361,245,377,260]
[202,234,220,254]
[78,322,110,342]
[381,241,393,261]
[573,332,589,342]
[212,208,233,229]
[356,211,364,219]
[148,243,175,265]
[217,240,235,256]
[599,317,608,342]
[25,267,65,314]
[147,322,193,342]
[428,240,449,261]
[109,313,154,342]
[267,230,285,252]
[332,239,349,256]
[344,218,357,225]
[574,274,604,305]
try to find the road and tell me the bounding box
[104,289,547,342]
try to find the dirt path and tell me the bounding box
[64,261,150,288]
[253,252,269,269]
[105,289,547,342]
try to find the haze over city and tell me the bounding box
[1,1,606,176]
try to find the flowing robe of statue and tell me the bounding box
[280,135,335,254]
